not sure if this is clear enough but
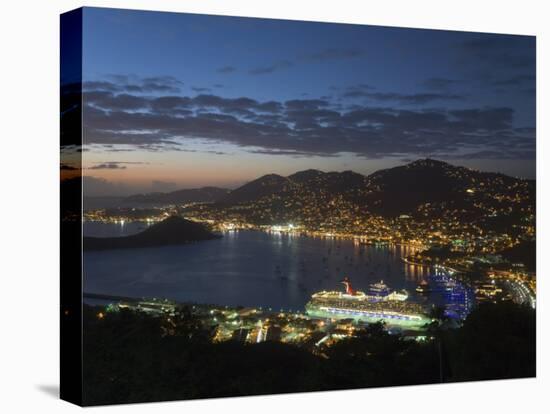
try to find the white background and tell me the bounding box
[0,0,547,412]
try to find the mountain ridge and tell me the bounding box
[123,186,229,206]
[210,158,535,220]
[83,159,534,221]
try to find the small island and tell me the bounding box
[83,215,220,251]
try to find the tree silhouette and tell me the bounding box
[81,302,535,405]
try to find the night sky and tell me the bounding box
[77,7,536,195]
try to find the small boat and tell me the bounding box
[415,280,431,294]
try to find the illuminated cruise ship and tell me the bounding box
[305,277,431,328]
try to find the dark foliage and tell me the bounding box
[445,302,536,381]
[82,302,535,406]
[499,240,536,272]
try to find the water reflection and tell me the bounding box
[404,263,430,282]
[84,221,153,238]
[84,227,434,311]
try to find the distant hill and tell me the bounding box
[218,169,370,205]
[83,196,126,210]
[361,158,525,216]
[218,174,293,205]
[122,186,229,206]
[83,187,229,209]
[81,159,534,226]
[211,159,534,221]
[83,215,220,251]
[287,169,325,184]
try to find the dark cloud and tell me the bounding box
[86,92,150,111]
[150,96,192,113]
[166,148,229,155]
[191,94,283,115]
[335,84,464,104]
[83,81,121,92]
[247,149,339,158]
[60,163,78,170]
[249,60,293,75]
[492,74,535,87]
[81,76,535,161]
[436,149,536,160]
[89,162,127,170]
[194,94,256,110]
[285,99,330,110]
[449,107,514,130]
[84,75,183,94]
[364,92,464,105]
[85,90,284,117]
[142,76,182,85]
[216,66,236,74]
[88,161,148,170]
